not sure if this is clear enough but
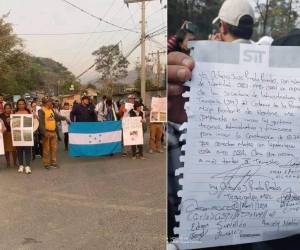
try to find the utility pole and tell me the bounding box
[148,50,166,88]
[141,0,146,103]
[125,0,155,104]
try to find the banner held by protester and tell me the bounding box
[10,114,34,147]
[150,97,167,122]
[68,121,122,157]
[122,117,144,146]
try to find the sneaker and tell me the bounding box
[122,152,127,157]
[18,165,24,173]
[149,149,154,154]
[51,164,59,169]
[25,166,31,174]
[156,149,164,153]
[36,154,42,158]
[139,156,146,160]
[132,156,137,160]
[44,165,50,170]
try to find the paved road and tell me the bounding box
[0,139,166,250]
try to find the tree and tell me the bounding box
[92,44,129,81]
[168,0,222,39]
[255,0,299,38]
[92,44,129,96]
[0,14,28,94]
[0,15,80,96]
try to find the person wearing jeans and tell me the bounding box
[14,98,32,174]
[16,146,32,170]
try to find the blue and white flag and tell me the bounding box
[68,121,122,157]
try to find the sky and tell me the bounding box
[1,0,167,83]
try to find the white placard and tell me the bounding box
[151,97,167,112]
[124,102,134,117]
[0,123,4,155]
[175,41,300,249]
[150,97,167,122]
[10,114,34,147]
[150,111,167,123]
[60,110,70,133]
[122,117,143,146]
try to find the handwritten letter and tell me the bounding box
[175,42,300,249]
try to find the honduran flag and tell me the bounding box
[68,121,122,157]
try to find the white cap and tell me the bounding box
[213,0,254,27]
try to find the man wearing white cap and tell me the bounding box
[168,0,255,125]
[209,0,255,44]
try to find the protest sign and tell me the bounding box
[60,110,71,133]
[122,117,143,146]
[150,97,167,122]
[124,102,134,117]
[13,95,21,103]
[0,123,4,155]
[10,114,34,147]
[174,41,300,249]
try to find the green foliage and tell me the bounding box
[168,0,222,39]
[255,0,299,39]
[92,44,129,81]
[0,15,79,97]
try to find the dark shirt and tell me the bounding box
[0,113,11,132]
[129,109,143,118]
[272,29,300,46]
[70,103,97,122]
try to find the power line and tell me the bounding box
[75,41,123,79]
[72,4,135,73]
[75,2,166,79]
[68,0,120,70]
[6,30,123,36]
[148,37,165,48]
[75,1,165,70]
[146,26,167,38]
[60,0,138,33]
[75,28,166,80]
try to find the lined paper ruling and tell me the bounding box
[174,41,300,249]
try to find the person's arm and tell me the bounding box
[54,112,70,123]
[38,109,46,136]
[0,119,6,133]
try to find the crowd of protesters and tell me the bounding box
[0,93,165,174]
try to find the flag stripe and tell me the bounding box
[69,142,122,157]
[69,130,121,145]
[68,121,122,157]
[69,121,122,134]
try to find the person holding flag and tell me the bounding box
[70,96,97,122]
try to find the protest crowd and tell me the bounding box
[0,92,166,174]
